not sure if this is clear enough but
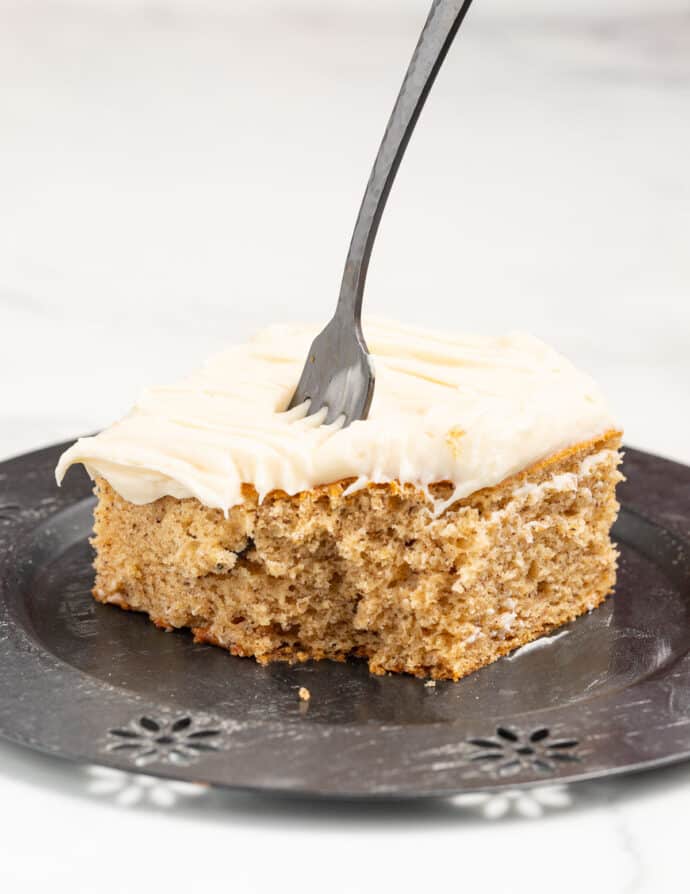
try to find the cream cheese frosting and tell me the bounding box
[56,319,618,512]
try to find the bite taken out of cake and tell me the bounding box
[56,319,622,681]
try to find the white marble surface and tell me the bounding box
[1,2,689,891]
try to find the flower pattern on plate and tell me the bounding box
[105,715,223,766]
[466,726,580,776]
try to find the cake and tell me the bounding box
[57,320,622,681]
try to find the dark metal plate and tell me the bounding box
[1,442,689,798]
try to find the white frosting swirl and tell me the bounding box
[56,319,617,511]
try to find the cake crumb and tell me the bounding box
[424,680,436,688]
[298,686,311,702]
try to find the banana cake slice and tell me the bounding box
[57,320,622,681]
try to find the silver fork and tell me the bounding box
[288,0,475,426]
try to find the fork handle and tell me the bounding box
[337,0,475,321]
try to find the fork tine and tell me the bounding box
[287,316,374,426]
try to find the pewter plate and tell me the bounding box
[1,442,689,798]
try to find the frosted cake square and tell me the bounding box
[57,321,622,680]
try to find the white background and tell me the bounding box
[1,1,689,891]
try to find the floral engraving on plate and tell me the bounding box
[466,726,580,777]
[105,715,224,767]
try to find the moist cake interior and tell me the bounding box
[90,433,621,681]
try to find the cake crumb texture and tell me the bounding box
[91,432,622,681]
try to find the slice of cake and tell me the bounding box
[57,320,622,681]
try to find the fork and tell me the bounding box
[288,0,475,426]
